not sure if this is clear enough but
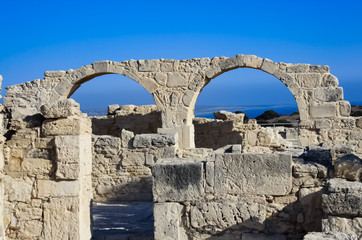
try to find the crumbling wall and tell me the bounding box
[152,152,333,240]
[3,99,92,240]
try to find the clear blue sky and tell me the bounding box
[1,0,362,109]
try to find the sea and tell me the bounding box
[83,101,362,119]
[83,104,299,119]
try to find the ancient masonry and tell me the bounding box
[0,54,361,239]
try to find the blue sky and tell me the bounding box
[1,0,362,109]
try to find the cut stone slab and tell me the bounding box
[152,158,204,202]
[322,216,362,237]
[40,98,81,118]
[214,153,292,196]
[303,232,357,240]
[322,178,362,217]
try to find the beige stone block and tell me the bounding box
[357,117,362,129]
[138,77,159,93]
[4,176,33,202]
[154,203,187,240]
[154,72,167,85]
[261,58,279,74]
[37,180,80,198]
[34,137,53,149]
[160,62,173,72]
[242,55,263,68]
[138,59,160,72]
[214,153,292,196]
[286,64,309,73]
[314,87,343,102]
[42,117,91,136]
[40,98,81,118]
[296,73,321,88]
[44,70,66,77]
[322,216,362,237]
[339,101,351,116]
[218,56,238,71]
[121,151,145,166]
[182,90,195,107]
[323,73,339,87]
[309,65,330,73]
[166,72,189,87]
[21,158,52,175]
[310,102,337,118]
[20,220,43,238]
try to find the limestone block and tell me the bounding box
[160,62,173,72]
[214,110,244,122]
[309,65,330,73]
[54,135,91,179]
[42,197,91,240]
[334,154,362,181]
[40,98,81,118]
[42,116,91,136]
[310,103,337,118]
[242,233,286,240]
[107,104,120,115]
[19,220,43,238]
[133,133,176,148]
[357,118,362,129]
[314,87,343,102]
[154,203,187,240]
[154,72,167,85]
[350,130,362,140]
[37,180,80,198]
[34,137,53,149]
[322,216,362,238]
[242,55,263,68]
[322,179,362,217]
[182,90,195,107]
[303,232,357,240]
[296,73,321,88]
[214,153,292,196]
[4,176,32,202]
[121,129,134,148]
[190,201,266,231]
[138,59,160,72]
[205,160,214,193]
[286,64,309,73]
[44,70,66,77]
[121,151,145,166]
[21,158,52,175]
[315,119,332,129]
[339,101,351,116]
[166,72,189,87]
[323,73,339,87]
[152,159,204,202]
[138,77,159,93]
[219,56,238,71]
[94,135,121,156]
[261,58,279,74]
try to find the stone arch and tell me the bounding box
[51,60,160,105]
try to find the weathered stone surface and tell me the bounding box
[303,232,357,240]
[42,116,91,136]
[339,101,351,116]
[309,65,329,73]
[214,153,292,196]
[242,55,263,68]
[296,73,321,88]
[154,203,187,240]
[190,201,266,231]
[107,104,119,115]
[4,176,32,202]
[261,58,279,74]
[322,179,362,217]
[138,59,159,72]
[133,133,176,148]
[153,159,204,202]
[44,70,66,77]
[214,110,244,122]
[322,216,362,238]
[314,87,343,102]
[40,98,81,118]
[286,64,309,73]
[323,73,339,87]
[37,180,80,197]
[356,117,362,129]
[121,129,134,148]
[310,103,337,118]
[166,72,189,87]
[54,135,92,179]
[334,154,362,181]
[94,135,121,156]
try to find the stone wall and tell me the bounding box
[153,152,332,240]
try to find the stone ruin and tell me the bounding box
[0,54,361,239]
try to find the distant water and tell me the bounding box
[82,104,299,118]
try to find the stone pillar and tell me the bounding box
[39,99,92,240]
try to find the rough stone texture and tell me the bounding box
[190,201,266,231]
[334,154,362,181]
[153,159,204,202]
[154,203,187,240]
[40,98,81,118]
[310,103,337,118]
[322,216,362,238]
[42,116,91,136]
[303,232,357,240]
[322,179,362,217]
[214,153,292,196]
[133,133,176,148]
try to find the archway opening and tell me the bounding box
[71,74,157,239]
[194,68,300,150]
